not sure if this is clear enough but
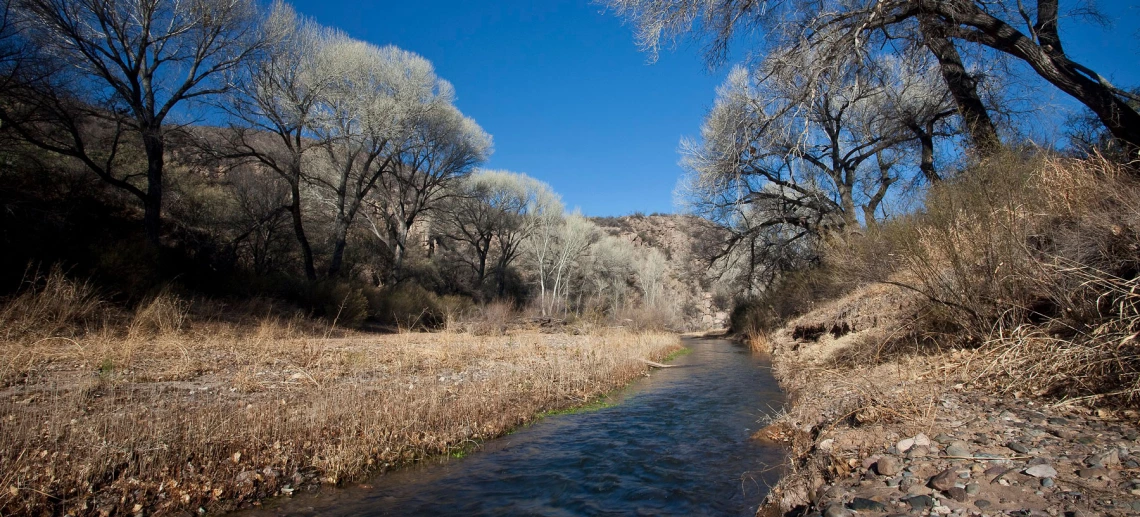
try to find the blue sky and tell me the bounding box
[287,0,1139,216]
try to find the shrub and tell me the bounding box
[368,283,445,330]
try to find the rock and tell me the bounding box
[965,483,980,495]
[945,486,969,502]
[848,498,888,512]
[932,505,952,515]
[1024,464,1058,478]
[876,456,901,477]
[904,495,934,510]
[929,469,959,491]
[1087,449,1120,467]
[823,503,852,517]
[945,441,971,458]
[862,455,881,469]
[1076,435,1098,445]
[1007,442,1031,454]
[984,465,1009,478]
[934,433,956,444]
[974,499,992,509]
[1041,478,1055,488]
[819,438,835,452]
[1047,416,1069,425]
[1077,467,1110,479]
[897,438,916,452]
[914,433,931,447]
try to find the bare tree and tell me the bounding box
[605,0,1140,158]
[437,169,549,296]
[305,41,452,278]
[368,98,491,282]
[11,0,265,245]
[219,3,335,281]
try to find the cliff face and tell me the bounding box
[592,214,732,330]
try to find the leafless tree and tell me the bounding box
[218,3,334,281]
[10,0,266,245]
[367,98,491,282]
[605,0,1140,158]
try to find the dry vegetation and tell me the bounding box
[0,274,681,516]
[746,154,1140,513]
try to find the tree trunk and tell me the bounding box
[142,130,164,247]
[289,180,317,281]
[327,216,351,278]
[920,17,1001,155]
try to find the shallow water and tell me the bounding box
[249,338,785,516]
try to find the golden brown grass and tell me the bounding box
[0,276,681,516]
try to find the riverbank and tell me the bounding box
[755,284,1140,516]
[0,319,680,516]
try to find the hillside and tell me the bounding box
[592,213,733,330]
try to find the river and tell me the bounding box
[247,337,785,516]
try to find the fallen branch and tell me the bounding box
[638,358,677,368]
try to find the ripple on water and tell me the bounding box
[246,339,786,517]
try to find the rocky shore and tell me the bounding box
[754,285,1140,517]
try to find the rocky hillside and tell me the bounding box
[592,213,733,330]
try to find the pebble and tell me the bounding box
[1047,417,1069,425]
[847,498,887,512]
[965,483,980,495]
[974,499,992,509]
[875,456,900,477]
[1007,442,1030,454]
[929,469,959,491]
[905,495,934,510]
[1041,478,1054,488]
[1024,464,1057,478]
[945,486,968,502]
[945,441,971,457]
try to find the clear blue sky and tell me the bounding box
[286,0,1139,216]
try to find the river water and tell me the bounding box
[250,338,785,516]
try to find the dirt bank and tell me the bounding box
[1,325,680,516]
[755,284,1140,517]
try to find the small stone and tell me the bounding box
[945,486,969,502]
[933,505,952,515]
[914,433,931,447]
[1124,431,1139,441]
[1126,460,1140,469]
[905,495,934,510]
[898,438,915,452]
[957,472,971,479]
[946,441,971,458]
[1008,442,1030,454]
[1088,449,1120,467]
[935,433,956,444]
[984,466,1009,478]
[1041,478,1055,488]
[929,469,959,491]
[1076,435,1098,445]
[885,478,899,487]
[847,498,887,512]
[974,499,992,509]
[1047,417,1069,425]
[876,456,901,477]
[965,483,980,495]
[1024,464,1058,478]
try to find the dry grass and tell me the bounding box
[0,276,681,516]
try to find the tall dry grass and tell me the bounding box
[0,274,681,516]
[825,152,1140,405]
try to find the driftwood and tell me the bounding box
[638,358,677,368]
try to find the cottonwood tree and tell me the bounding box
[606,0,1140,158]
[220,4,336,281]
[437,169,554,297]
[580,234,639,312]
[306,41,464,278]
[10,0,265,245]
[367,98,491,282]
[635,247,668,309]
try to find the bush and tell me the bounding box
[368,283,446,330]
[825,151,1140,404]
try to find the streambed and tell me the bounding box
[247,338,785,516]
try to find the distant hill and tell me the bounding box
[592,213,733,330]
